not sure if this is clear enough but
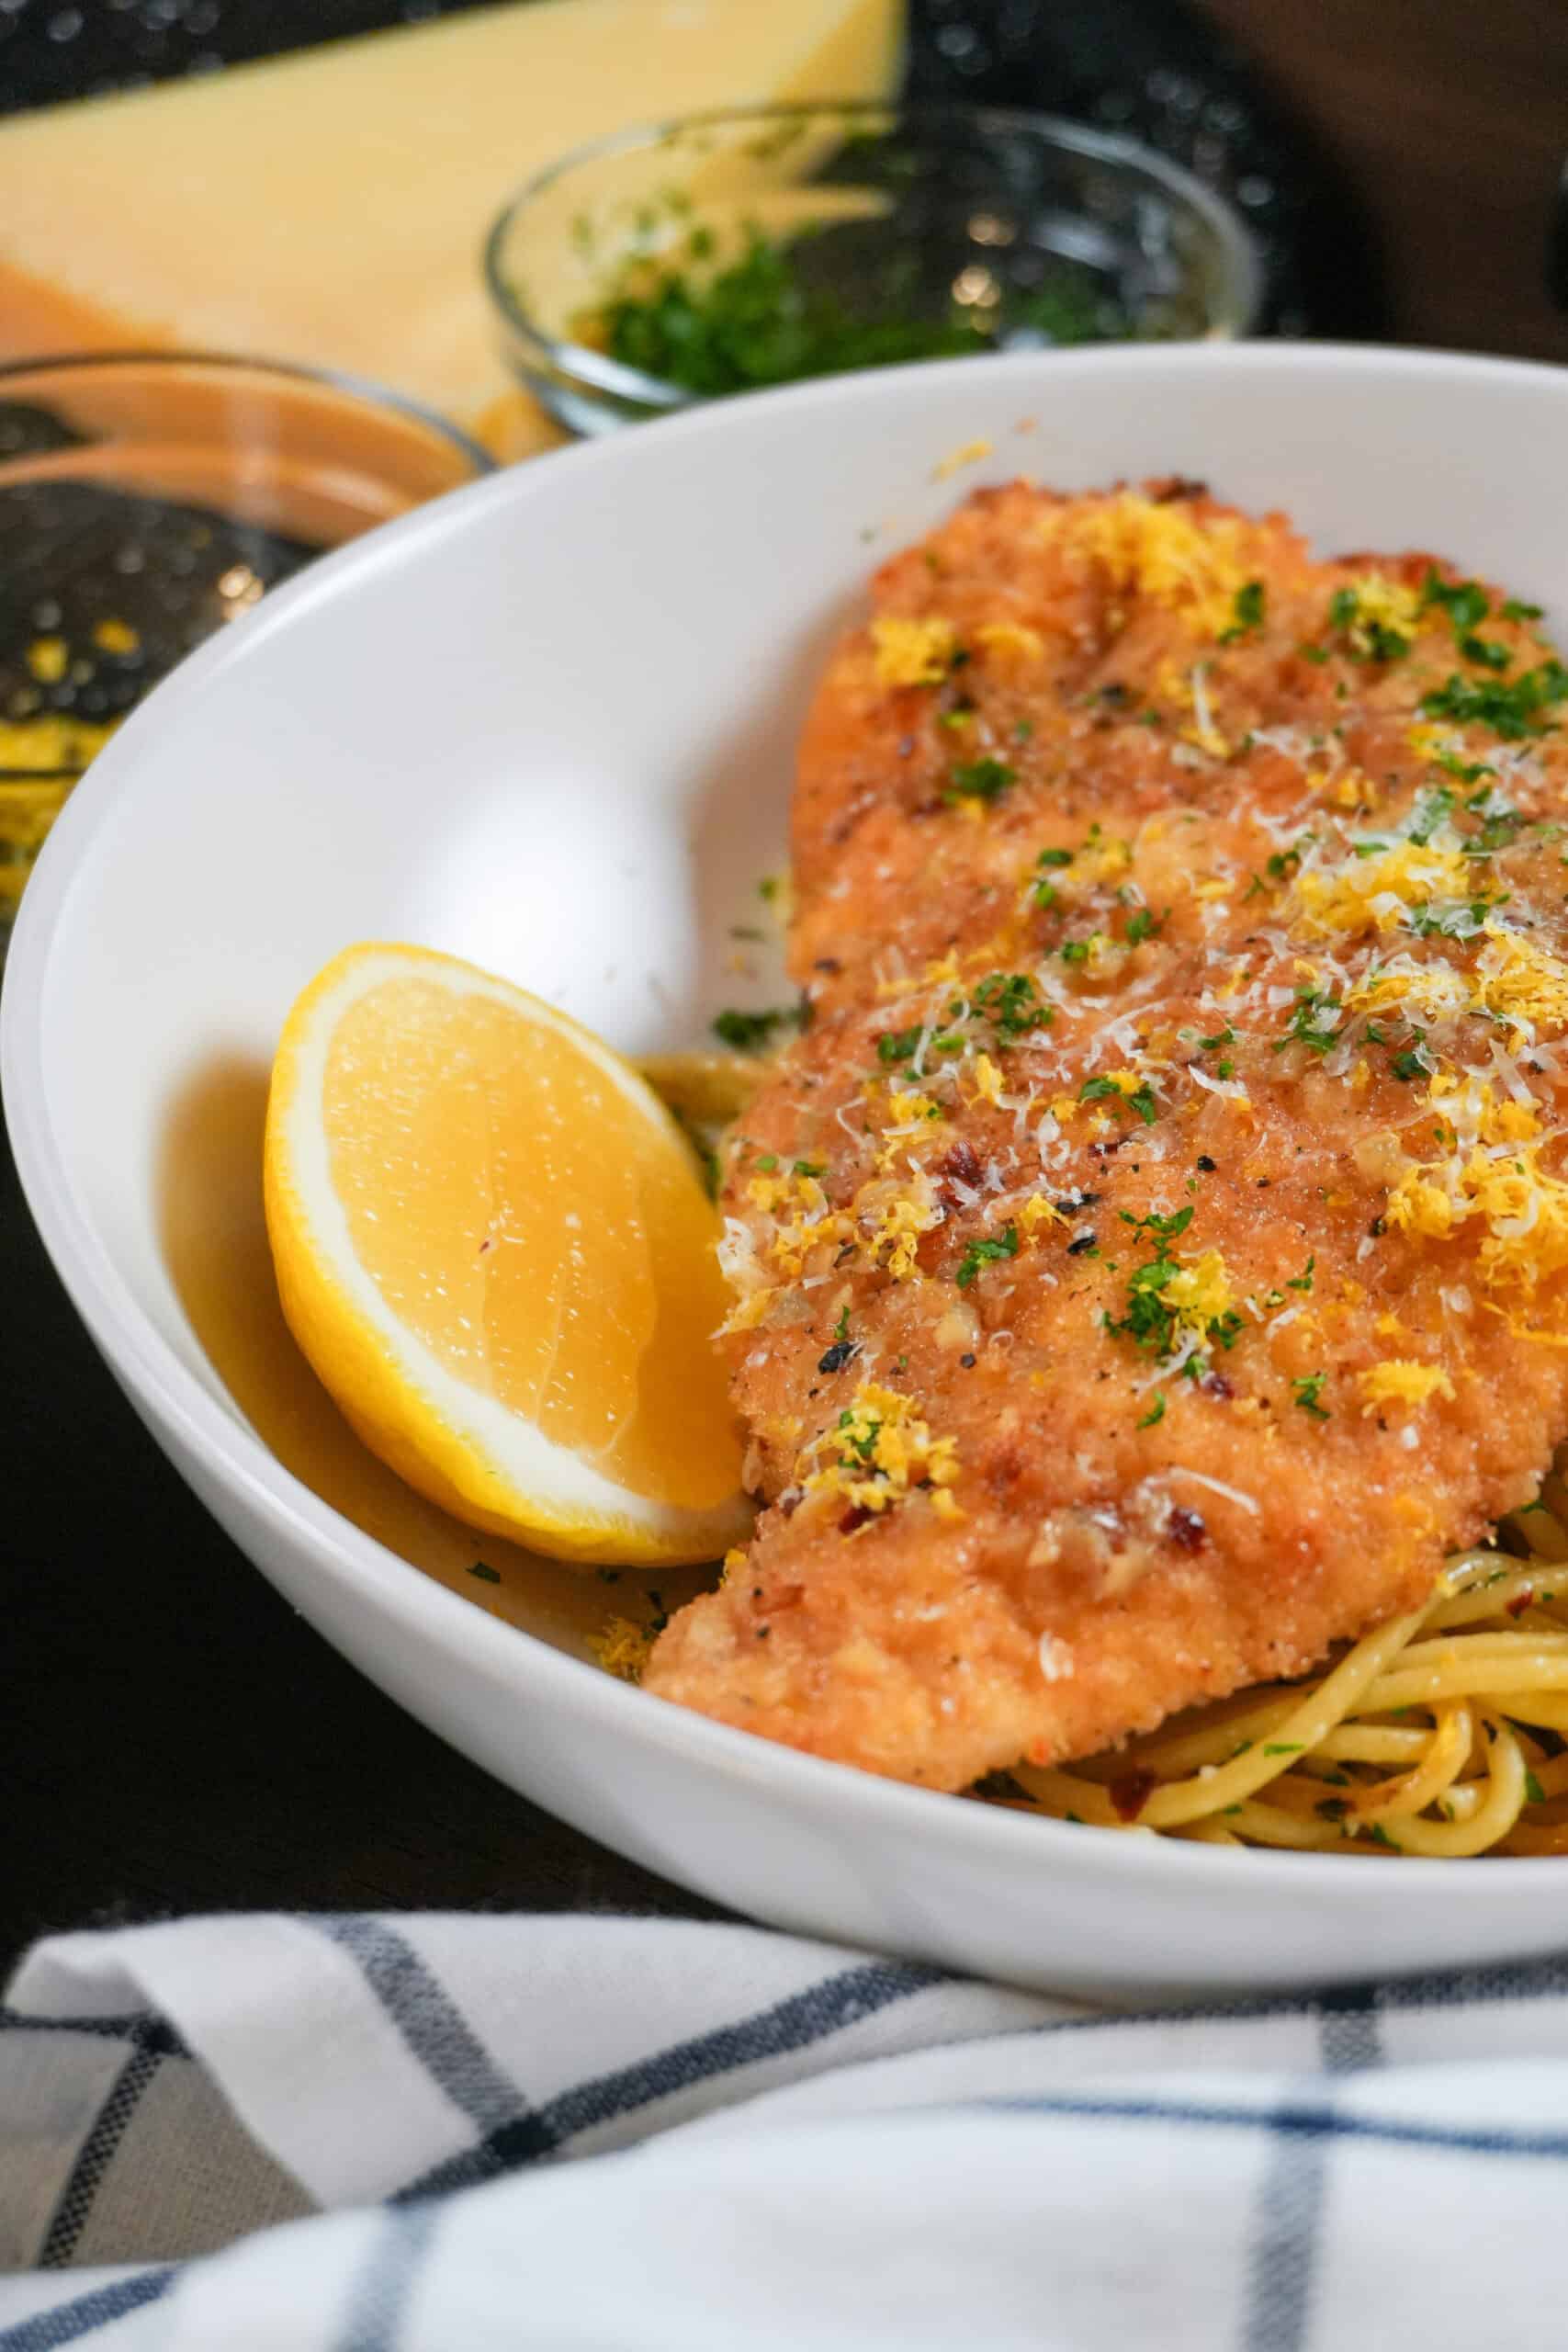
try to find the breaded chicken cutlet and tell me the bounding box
[644,478,1568,1791]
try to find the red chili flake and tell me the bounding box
[1168,1506,1208,1552]
[937,1139,982,1186]
[840,1505,876,1535]
[1506,1587,1536,1619]
[1110,1769,1158,1821]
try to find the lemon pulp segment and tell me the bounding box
[322,977,739,1510]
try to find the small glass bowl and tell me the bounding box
[0,352,492,944]
[485,101,1263,438]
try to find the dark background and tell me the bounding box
[5,0,1568,1973]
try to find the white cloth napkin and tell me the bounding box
[4,1912,1568,2349]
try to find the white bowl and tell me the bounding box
[10,344,1568,1998]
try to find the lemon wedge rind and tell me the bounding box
[264,943,751,1567]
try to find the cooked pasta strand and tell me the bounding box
[993,1452,1568,1856]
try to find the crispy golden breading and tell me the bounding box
[644,480,1568,1790]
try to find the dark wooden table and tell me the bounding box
[5,0,1567,1978]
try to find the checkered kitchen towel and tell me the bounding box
[4,1916,1568,2348]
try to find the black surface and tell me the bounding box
[0,2,1377,1974]
[1,1099,720,1967]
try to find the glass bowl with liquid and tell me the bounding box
[485,101,1263,439]
[0,352,492,949]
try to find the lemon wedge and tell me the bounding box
[263,942,750,1566]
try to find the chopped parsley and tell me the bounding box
[1266,834,1313,881]
[468,1560,502,1585]
[1526,1770,1548,1806]
[1137,1390,1167,1429]
[1503,598,1544,623]
[1287,1254,1315,1292]
[1123,906,1165,946]
[1120,1204,1194,1241]
[969,969,1054,1044]
[1405,900,1491,941]
[956,1223,1020,1288]
[1406,785,1456,845]
[876,1024,923,1063]
[1328,583,1409,663]
[1032,844,1073,910]
[1431,746,1495,786]
[944,757,1016,805]
[1419,571,1517,671]
[592,226,1040,397]
[1217,578,1266,644]
[1273,986,1343,1055]
[1198,1026,1235,1053]
[1420,661,1568,740]
[1060,934,1106,966]
[1080,1073,1158,1125]
[1292,1371,1330,1419]
[1419,569,1490,634]
[714,1003,800,1051]
[1104,1218,1242,1366]
[1463,796,1527,856]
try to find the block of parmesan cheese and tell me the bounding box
[0,0,903,458]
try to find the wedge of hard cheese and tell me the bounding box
[0,0,903,458]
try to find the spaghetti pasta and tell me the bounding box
[994,1444,1568,1857]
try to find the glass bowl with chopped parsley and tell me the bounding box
[484,102,1261,436]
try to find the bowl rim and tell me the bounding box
[481,97,1266,416]
[0,347,495,786]
[9,338,1568,1910]
[0,346,498,480]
